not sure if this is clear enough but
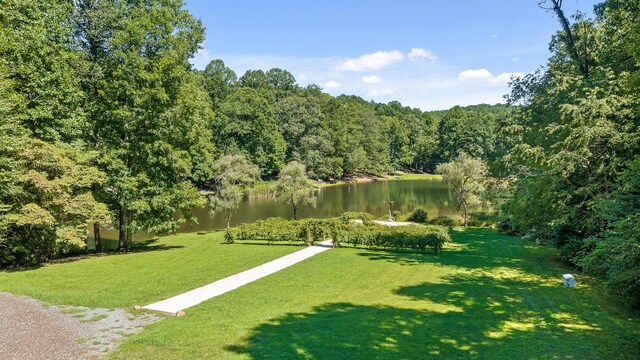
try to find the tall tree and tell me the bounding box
[215,88,286,178]
[275,94,334,179]
[1,0,85,142]
[201,59,237,111]
[239,70,270,90]
[77,0,213,250]
[504,0,640,306]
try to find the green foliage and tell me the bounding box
[208,154,262,228]
[438,106,497,162]
[407,208,428,223]
[0,139,110,266]
[215,88,286,177]
[429,215,465,227]
[201,59,237,111]
[275,94,335,179]
[272,161,317,219]
[225,216,451,253]
[0,0,84,142]
[436,152,488,226]
[75,0,212,249]
[502,0,640,307]
[224,218,338,245]
[339,212,374,225]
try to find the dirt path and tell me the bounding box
[0,293,161,359]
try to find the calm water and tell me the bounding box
[98,179,491,240]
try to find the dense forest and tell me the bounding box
[0,0,638,306]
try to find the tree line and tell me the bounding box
[499,0,640,307]
[0,0,506,266]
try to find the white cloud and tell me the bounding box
[489,33,498,39]
[335,50,404,72]
[458,69,493,81]
[490,72,524,84]
[408,48,437,62]
[367,87,396,97]
[511,57,520,62]
[361,75,383,84]
[189,47,525,111]
[458,69,523,85]
[324,80,341,89]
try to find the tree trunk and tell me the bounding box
[226,214,231,229]
[463,203,469,227]
[118,207,133,252]
[547,0,589,78]
[292,204,298,220]
[118,207,125,250]
[125,211,133,252]
[93,222,102,253]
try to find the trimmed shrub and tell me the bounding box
[224,217,342,245]
[225,215,452,253]
[407,208,428,223]
[339,212,374,225]
[335,224,451,253]
[430,215,464,227]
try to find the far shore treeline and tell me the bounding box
[0,0,639,307]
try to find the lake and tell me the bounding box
[97,179,496,240]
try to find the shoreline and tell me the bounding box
[245,173,442,198]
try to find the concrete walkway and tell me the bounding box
[352,220,419,226]
[143,240,333,315]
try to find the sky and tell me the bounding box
[185,0,601,111]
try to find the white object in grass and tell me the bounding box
[562,274,577,287]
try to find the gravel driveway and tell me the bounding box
[0,293,161,359]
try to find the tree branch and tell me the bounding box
[540,0,589,78]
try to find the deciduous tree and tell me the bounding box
[272,161,316,220]
[208,155,260,229]
[436,152,488,227]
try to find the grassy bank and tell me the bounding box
[2,228,636,359]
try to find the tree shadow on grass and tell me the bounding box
[228,228,640,360]
[1,239,186,271]
[355,229,548,272]
[127,238,184,253]
[228,273,638,359]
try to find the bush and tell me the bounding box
[429,215,464,227]
[224,217,342,245]
[335,224,451,253]
[225,215,452,253]
[339,212,374,225]
[407,208,428,223]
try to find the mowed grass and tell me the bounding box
[109,228,640,359]
[0,232,300,308]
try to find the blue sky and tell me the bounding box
[186,0,601,110]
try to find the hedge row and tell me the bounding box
[225,215,451,253]
[335,224,450,253]
[224,218,340,245]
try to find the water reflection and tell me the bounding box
[97,179,492,240]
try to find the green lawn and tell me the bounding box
[109,229,637,359]
[1,229,638,359]
[0,232,300,308]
